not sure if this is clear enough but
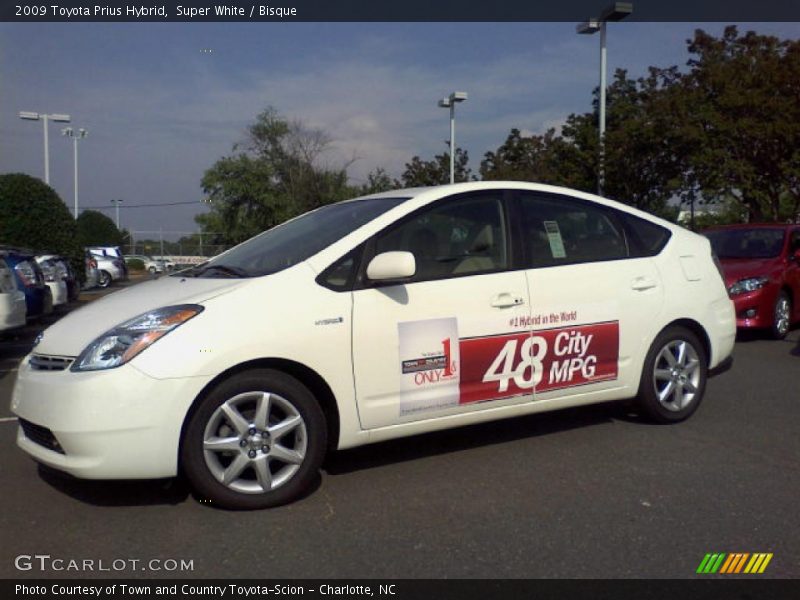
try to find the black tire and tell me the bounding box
[181,369,327,509]
[770,291,791,340]
[97,270,111,288]
[148,266,156,274]
[635,326,708,423]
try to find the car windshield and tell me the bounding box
[183,197,408,278]
[705,228,785,259]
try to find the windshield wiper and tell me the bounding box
[190,264,252,278]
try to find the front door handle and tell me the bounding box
[491,293,525,308]
[631,276,658,291]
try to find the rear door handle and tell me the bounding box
[631,276,658,291]
[491,293,525,308]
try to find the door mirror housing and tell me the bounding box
[366,251,416,282]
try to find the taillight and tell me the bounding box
[90,259,97,269]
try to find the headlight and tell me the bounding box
[71,304,203,372]
[728,276,769,296]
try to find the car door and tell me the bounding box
[351,191,533,429]
[515,191,666,399]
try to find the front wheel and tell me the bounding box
[635,326,708,423]
[771,291,791,340]
[181,369,327,509]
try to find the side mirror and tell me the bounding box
[366,251,416,282]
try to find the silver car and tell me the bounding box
[90,253,128,288]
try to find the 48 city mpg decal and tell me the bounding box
[399,317,619,414]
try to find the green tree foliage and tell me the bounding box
[77,210,124,247]
[678,26,800,222]
[0,173,84,281]
[480,127,594,192]
[399,148,472,187]
[355,167,398,195]
[199,108,353,244]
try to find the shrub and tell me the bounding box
[0,173,84,282]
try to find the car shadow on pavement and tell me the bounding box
[324,401,628,476]
[37,465,190,507]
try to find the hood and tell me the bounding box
[719,257,779,288]
[35,276,246,356]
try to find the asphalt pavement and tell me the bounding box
[0,283,798,579]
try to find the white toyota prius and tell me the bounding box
[12,182,736,509]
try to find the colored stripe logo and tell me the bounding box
[696,553,773,574]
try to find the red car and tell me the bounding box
[704,224,800,339]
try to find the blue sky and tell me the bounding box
[2,21,798,239]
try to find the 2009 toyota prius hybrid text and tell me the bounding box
[12,182,736,509]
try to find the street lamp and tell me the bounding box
[18,111,71,184]
[438,91,468,184]
[577,2,633,196]
[62,127,88,219]
[111,199,123,229]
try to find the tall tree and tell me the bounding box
[480,127,594,192]
[399,148,472,187]
[679,26,800,222]
[199,108,353,244]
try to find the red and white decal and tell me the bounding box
[459,321,619,404]
[398,318,619,414]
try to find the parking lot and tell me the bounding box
[0,277,798,579]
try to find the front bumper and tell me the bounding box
[11,356,209,479]
[731,287,776,329]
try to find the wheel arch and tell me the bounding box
[178,358,341,464]
[660,318,712,366]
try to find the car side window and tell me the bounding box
[518,193,628,268]
[373,194,508,283]
[790,230,800,254]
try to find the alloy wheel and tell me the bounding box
[202,391,307,494]
[652,339,701,412]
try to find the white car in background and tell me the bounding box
[12,182,735,509]
[0,255,26,331]
[35,256,68,307]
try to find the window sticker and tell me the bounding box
[543,220,567,258]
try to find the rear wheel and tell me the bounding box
[97,270,111,288]
[635,326,708,423]
[771,291,791,340]
[181,369,327,509]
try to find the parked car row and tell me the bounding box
[0,245,130,333]
[1,247,54,330]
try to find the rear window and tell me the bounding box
[622,214,672,257]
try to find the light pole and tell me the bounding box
[62,127,88,219]
[577,2,633,196]
[438,91,468,184]
[19,111,72,184]
[111,199,123,229]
